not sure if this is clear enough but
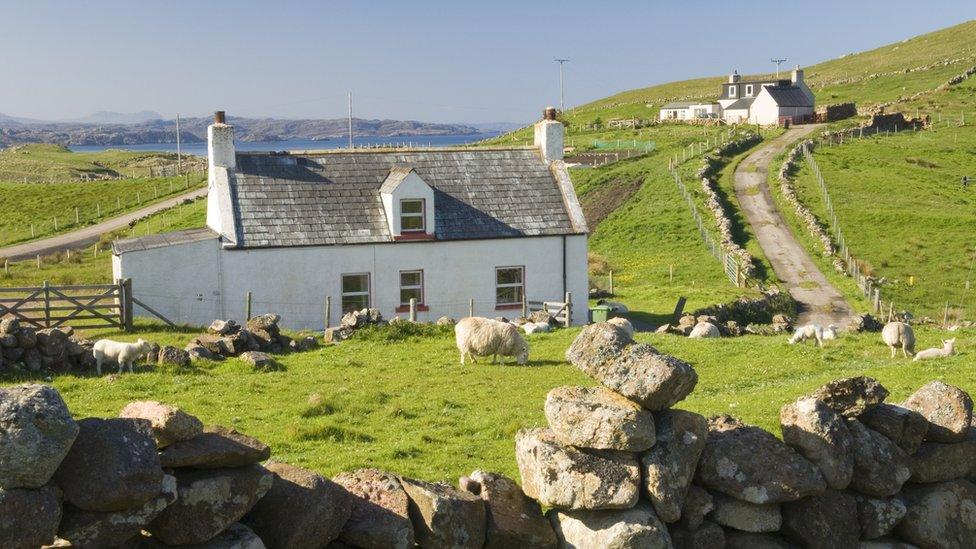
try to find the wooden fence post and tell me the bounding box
[122,278,134,332]
[521,293,527,319]
[409,298,417,322]
[42,281,51,328]
[564,292,572,328]
[245,291,253,321]
[608,270,614,295]
[325,296,332,330]
[469,298,474,318]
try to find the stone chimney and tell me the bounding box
[791,65,804,85]
[729,70,741,84]
[208,111,236,170]
[534,106,564,164]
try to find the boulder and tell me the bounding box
[332,468,414,549]
[119,400,204,448]
[193,334,232,356]
[902,381,973,443]
[897,480,976,548]
[724,531,794,549]
[780,396,853,491]
[848,313,884,332]
[458,470,557,549]
[668,520,724,549]
[186,344,222,362]
[144,342,161,363]
[159,426,271,469]
[247,313,281,334]
[860,403,928,454]
[544,386,655,451]
[809,376,888,418]
[147,464,273,546]
[855,494,907,540]
[911,429,976,483]
[642,409,709,523]
[708,493,781,533]
[548,502,672,549]
[157,345,190,368]
[240,351,276,369]
[243,462,351,549]
[435,316,456,326]
[209,319,240,336]
[0,315,20,335]
[58,474,177,548]
[23,348,42,371]
[696,415,826,504]
[401,477,486,549]
[0,384,79,488]
[781,489,859,548]
[677,486,713,530]
[565,322,633,370]
[0,333,17,348]
[0,485,62,549]
[35,328,68,358]
[515,428,640,510]
[848,419,911,496]
[15,327,36,348]
[54,417,163,512]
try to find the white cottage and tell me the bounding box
[112,109,590,329]
[717,66,815,125]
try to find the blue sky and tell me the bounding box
[2,1,974,123]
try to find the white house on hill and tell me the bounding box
[112,109,590,329]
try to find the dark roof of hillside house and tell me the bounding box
[720,79,791,99]
[226,148,585,248]
[763,86,812,107]
[114,227,218,254]
[725,97,756,111]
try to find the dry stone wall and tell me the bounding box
[3,322,976,547]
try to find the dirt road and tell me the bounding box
[733,126,854,327]
[0,187,208,261]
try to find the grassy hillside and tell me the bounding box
[0,143,204,182]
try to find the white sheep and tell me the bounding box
[913,338,956,361]
[607,317,634,339]
[521,322,551,334]
[822,325,839,341]
[688,322,721,338]
[882,322,915,358]
[789,324,825,347]
[455,317,529,365]
[93,338,154,375]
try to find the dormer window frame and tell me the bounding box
[728,85,737,98]
[399,198,426,233]
[745,84,753,97]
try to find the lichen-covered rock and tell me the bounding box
[159,426,270,468]
[642,409,708,523]
[677,486,713,531]
[544,386,655,451]
[911,429,976,483]
[809,376,888,418]
[58,474,177,548]
[240,351,276,370]
[401,477,486,549]
[458,470,556,549]
[897,480,976,548]
[855,494,907,540]
[565,322,633,370]
[0,384,79,488]
[119,400,204,448]
[724,530,794,549]
[332,468,414,549]
[708,493,781,533]
[147,464,273,546]
[515,428,639,510]
[132,522,266,548]
[586,344,698,411]
[781,489,859,548]
[548,502,672,549]
[902,381,973,443]
[0,484,62,549]
[696,415,825,504]
[848,419,911,496]
[54,417,163,512]
[860,403,928,454]
[667,520,724,549]
[243,462,351,549]
[157,345,190,368]
[780,396,853,490]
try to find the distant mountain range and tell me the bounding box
[0,111,516,147]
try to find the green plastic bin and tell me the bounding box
[590,305,612,323]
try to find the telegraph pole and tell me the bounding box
[771,58,788,79]
[554,58,570,111]
[175,113,182,175]
[347,92,353,149]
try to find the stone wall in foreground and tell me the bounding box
[2,321,976,548]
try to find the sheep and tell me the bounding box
[93,338,154,375]
[455,317,529,365]
[607,317,634,339]
[822,325,839,341]
[688,322,721,338]
[521,322,551,334]
[596,300,629,314]
[882,322,915,358]
[913,338,956,361]
[789,324,825,347]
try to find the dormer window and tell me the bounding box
[745,84,753,96]
[400,199,426,232]
[729,85,737,98]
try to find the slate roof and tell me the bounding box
[763,86,812,107]
[113,227,218,254]
[227,148,585,248]
[661,101,696,109]
[724,97,756,111]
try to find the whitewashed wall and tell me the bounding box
[114,234,589,329]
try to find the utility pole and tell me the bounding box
[175,113,182,175]
[771,58,788,79]
[347,92,353,149]
[554,58,570,111]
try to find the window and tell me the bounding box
[745,84,753,96]
[400,199,425,232]
[495,266,524,307]
[728,85,737,98]
[341,273,370,312]
[399,270,424,306]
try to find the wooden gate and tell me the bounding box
[0,280,131,331]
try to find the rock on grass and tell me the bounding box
[119,400,203,448]
[545,386,655,451]
[159,426,270,469]
[902,381,973,443]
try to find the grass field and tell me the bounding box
[2,321,970,482]
[0,143,204,182]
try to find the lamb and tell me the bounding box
[688,322,721,338]
[789,324,825,347]
[455,317,529,365]
[93,338,154,375]
[882,321,916,358]
[913,338,956,361]
[607,317,634,339]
